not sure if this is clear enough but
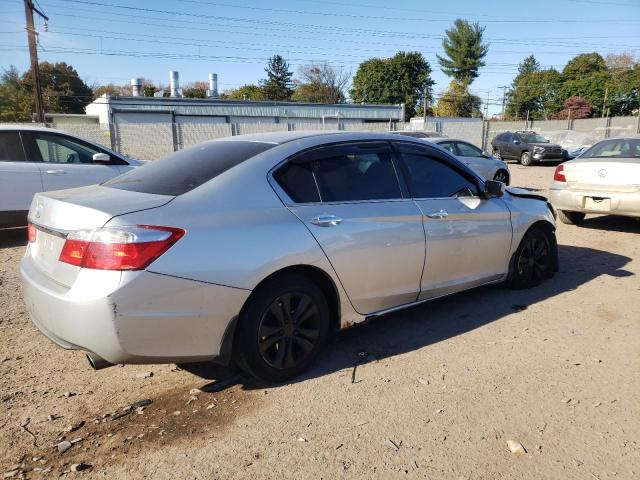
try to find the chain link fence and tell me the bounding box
[4,114,639,160]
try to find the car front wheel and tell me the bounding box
[234,274,330,383]
[508,226,556,289]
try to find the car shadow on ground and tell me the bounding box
[185,243,633,390]
[0,228,27,249]
[577,215,640,234]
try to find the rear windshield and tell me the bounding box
[580,139,640,159]
[103,140,276,195]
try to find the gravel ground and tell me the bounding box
[1,163,639,479]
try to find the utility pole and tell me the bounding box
[601,87,608,118]
[484,90,490,119]
[499,85,508,120]
[422,84,428,130]
[23,0,48,123]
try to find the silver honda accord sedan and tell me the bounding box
[21,131,558,382]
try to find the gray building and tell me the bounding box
[80,95,404,159]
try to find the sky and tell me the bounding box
[1,0,639,116]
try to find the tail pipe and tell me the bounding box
[86,352,114,370]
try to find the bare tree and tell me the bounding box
[293,63,351,104]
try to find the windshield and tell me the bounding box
[523,134,550,144]
[580,139,640,159]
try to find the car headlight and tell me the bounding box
[533,146,545,154]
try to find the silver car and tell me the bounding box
[428,138,511,185]
[21,132,558,382]
[549,136,640,225]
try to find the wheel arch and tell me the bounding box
[218,264,341,365]
[509,219,559,279]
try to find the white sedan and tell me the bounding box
[0,126,143,228]
[549,137,640,224]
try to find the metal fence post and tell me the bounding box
[170,111,178,151]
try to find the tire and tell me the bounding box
[508,226,556,289]
[520,151,533,166]
[493,149,502,160]
[493,169,510,185]
[557,210,585,225]
[234,274,330,383]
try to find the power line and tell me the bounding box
[26,4,640,50]
[52,0,640,25]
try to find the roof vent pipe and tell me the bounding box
[207,73,218,98]
[130,77,142,97]
[169,70,180,97]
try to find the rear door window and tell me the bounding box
[0,132,26,161]
[104,140,276,196]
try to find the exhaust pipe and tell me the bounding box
[86,352,114,370]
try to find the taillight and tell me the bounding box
[553,164,566,182]
[27,223,37,243]
[59,225,185,270]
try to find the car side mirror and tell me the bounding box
[484,180,505,198]
[482,151,491,158]
[512,139,520,144]
[92,152,110,162]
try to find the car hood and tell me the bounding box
[529,142,561,149]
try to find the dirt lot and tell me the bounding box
[1,163,639,479]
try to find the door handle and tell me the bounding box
[310,215,342,227]
[426,210,448,219]
[45,169,66,175]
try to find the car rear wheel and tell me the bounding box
[520,151,533,166]
[493,149,502,160]
[557,210,585,225]
[234,274,330,383]
[493,169,510,185]
[508,226,555,289]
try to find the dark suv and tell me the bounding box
[491,131,563,166]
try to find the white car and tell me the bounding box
[549,137,640,224]
[0,126,143,228]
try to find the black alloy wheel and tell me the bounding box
[509,227,555,289]
[257,292,321,370]
[234,273,330,383]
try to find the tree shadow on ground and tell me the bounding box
[184,244,633,390]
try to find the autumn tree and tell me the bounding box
[223,84,266,101]
[291,63,349,104]
[433,80,482,117]
[551,96,592,120]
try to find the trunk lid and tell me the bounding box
[27,185,174,288]
[564,158,640,193]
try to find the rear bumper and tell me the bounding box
[20,255,250,365]
[549,186,640,217]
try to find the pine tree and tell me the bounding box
[260,55,294,101]
[436,19,489,85]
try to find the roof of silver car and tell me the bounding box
[215,130,415,145]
